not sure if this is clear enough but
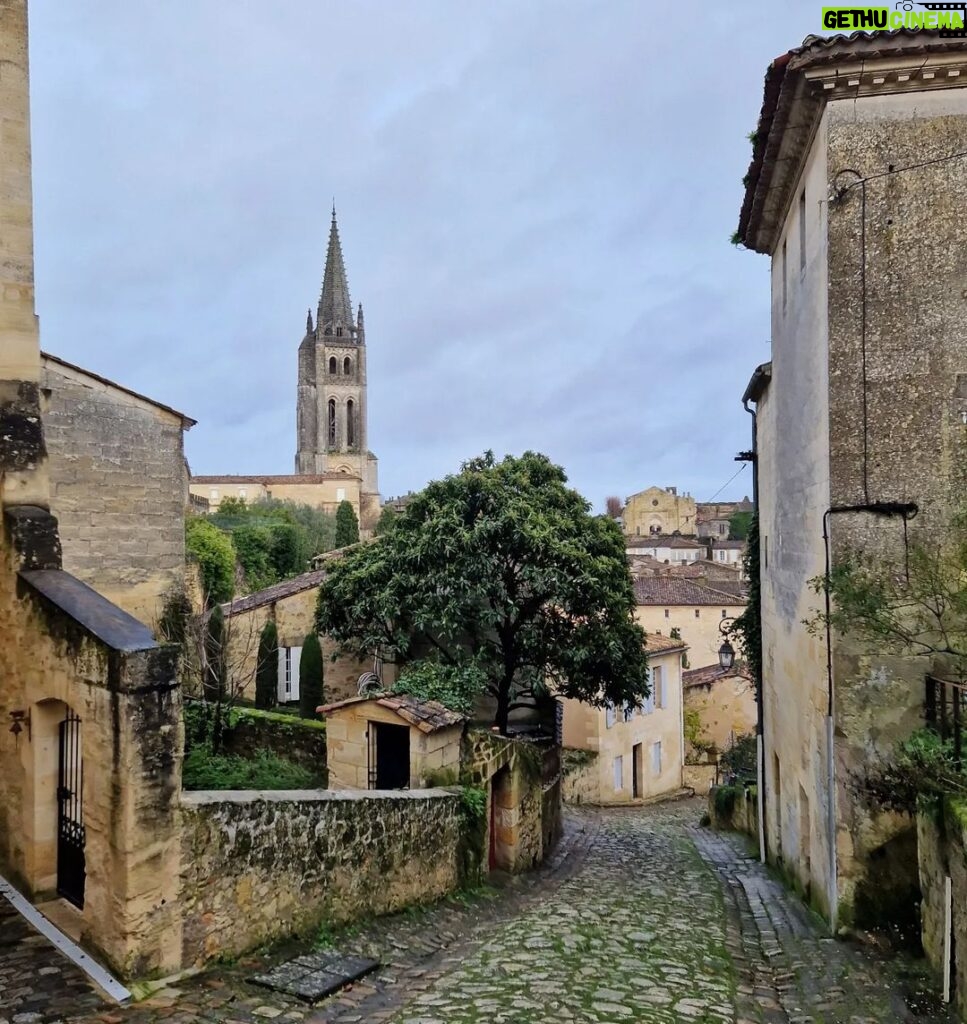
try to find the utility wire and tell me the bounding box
[705,462,748,504]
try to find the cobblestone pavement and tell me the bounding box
[63,801,952,1023]
[0,893,103,1023]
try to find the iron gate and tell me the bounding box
[56,709,85,909]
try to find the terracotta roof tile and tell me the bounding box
[319,693,465,733]
[633,577,747,607]
[643,632,687,655]
[683,662,753,689]
[192,473,360,484]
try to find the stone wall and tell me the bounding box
[708,784,759,841]
[918,801,967,1019]
[179,789,462,967]
[42,356,189,628]
[463,731,562,874]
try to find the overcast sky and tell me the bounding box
[27,1,817,509]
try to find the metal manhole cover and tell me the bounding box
[251,951,379,1003]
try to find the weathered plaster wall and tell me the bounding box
[179,789,461,967]
[823,88,967,929]
[758,105,833,918]
[684,674,757,754]
[42,358,188,628]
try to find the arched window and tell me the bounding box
[346,399,355,447]
[324,327,332,336]
[336,327,343,337]
[328,356,337,375]
[343,357,351,375]
[327,399,337,447]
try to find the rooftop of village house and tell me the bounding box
[642,632,688,655]
[683,662,753,689]
[318,693,466,732]
[633,577,748,607]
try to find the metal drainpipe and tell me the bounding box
[742,396,766,865]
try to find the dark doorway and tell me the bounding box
[57,709,85,909]
[370,722,409,789]
[632,743,643,799]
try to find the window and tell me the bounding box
[664,609,669,619]
[643,679,655,715]
[336,487,346,502]
[277,645,302,703]
[694,608,700,619]
[613,755,624,791]
[653,665,665,709]
[651,741,662,776]
[721,609,728,618]
[325,327,332,336]
[336,327,343,337]
[623,703,634,723]
[327,398,337,447]
[210,488,219,501]
[346,399,355,447]
[238,488,247,500]
[329,356,337,374]
[605,703,616,728]
[764,535,769,569]
[799,189,807,273]
[781,239,788,313]
[343,356,352,375]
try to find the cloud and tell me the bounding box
[28,0,812,508]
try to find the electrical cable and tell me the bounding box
[705,462,748,504]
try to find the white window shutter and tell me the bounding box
[277,646,287,703]
[291,646,303,702]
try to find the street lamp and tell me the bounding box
[718,615,736,672]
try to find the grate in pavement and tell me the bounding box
[251,951,379,1003]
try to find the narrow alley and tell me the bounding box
[55,801,950,1024]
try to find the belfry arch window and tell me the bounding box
[328,356,337,375]
[346,399,356,447]
[327,399,337,447]
[336,327,343,337]
[343,357,352,375]
[324,327,332,336]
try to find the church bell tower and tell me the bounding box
[296,208,377,502]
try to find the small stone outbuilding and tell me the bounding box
[320,694,465,790]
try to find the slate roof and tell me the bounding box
[633,577,747,607]
[319,694,465,733]
[683,662,753,689]
[20,570,157,652]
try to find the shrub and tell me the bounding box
[393,660,483,715]
[255,621,279,710]
[335,500,360,547]
[182,746,317,791]
[299,633,324,719]
[233,525,277,592]
[186,517,236,605]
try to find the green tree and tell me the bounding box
[299,633,324,719]
[335,500,360,547]
[728,512,760,691]
[316,450,650,732]
[186,517,236,605]
[374,505,398,537]
[255,620,279,710]
[233,525,276,592]
[270,523,302,578]
[204,604,229,749]
[728,510,754,541]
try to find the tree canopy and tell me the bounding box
[728,510,754,541]
[316,450,650,732]
[186,517,236,605]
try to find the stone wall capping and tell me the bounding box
[181,787,457,806]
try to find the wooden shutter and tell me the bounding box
[277,647,288,703]
[291,646,303,702]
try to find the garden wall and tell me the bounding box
[918,801,967,1020]
[708,784,759,839]
[179,788,462,967]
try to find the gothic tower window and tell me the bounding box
[346,399,355,447]
[328,356,337,375]
[343,356,352,375]
[336,327,343,337]
[325,327,332,336]
[327,398,337,447]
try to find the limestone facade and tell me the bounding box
[622,486,697,537]
[189,472,362,519]
[41,353,194,627]
[682,664,757,755]
[561,636,686,804]
[738,32,967,927]
[632,577,746,668]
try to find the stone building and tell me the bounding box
[0,0,182,977]
[737,30,967,928]
[220,558,394,708]
[562,634,687,804]
[625,533,708,564]
[41,352,195,627]
[622,486,697,537]
[695,498,753,539]
[632,577,746,668]
[682,663,756,757]
[190,209,381,531]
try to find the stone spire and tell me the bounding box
[306,308,313,334]
[317,206,354,331]
[356,303,365,341]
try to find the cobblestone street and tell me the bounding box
[16,801,953,1023]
